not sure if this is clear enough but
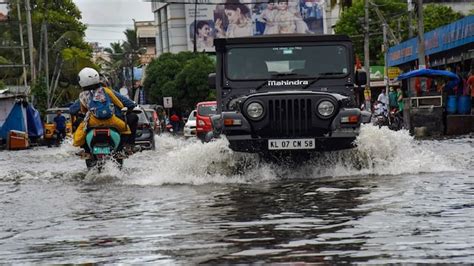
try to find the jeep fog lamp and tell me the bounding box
[246,102,264,120]
[317,101,335,117]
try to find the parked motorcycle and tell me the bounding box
[84,127,123,171]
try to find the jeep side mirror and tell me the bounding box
[208,73,216,90]
[355,70,367,86]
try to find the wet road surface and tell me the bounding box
[0,125,473,264]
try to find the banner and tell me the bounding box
[0,0,9,22]
[185,0,326,52]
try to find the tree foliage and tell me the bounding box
[1,0,94,108]
[423,4,464,32]
[334,1,464,65]
[144,52,215,112]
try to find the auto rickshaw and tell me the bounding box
[43,108,73,144]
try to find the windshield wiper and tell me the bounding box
[301,72,345,90]
[254,80,268,91]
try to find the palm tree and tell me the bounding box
[104,41,126,89]
[104,30,145,89]
[122,29,145,89]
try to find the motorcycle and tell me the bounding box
[372,108,404,131]
[84,127,124,171]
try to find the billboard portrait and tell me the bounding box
[0,0,9,22]
[185,0,326,52]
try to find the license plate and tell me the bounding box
[268,139,315,150]
[93,146,111,155]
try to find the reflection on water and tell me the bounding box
[0,126,472,263]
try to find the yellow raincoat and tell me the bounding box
[73,87,131,147]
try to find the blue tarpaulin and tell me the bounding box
[396,69,460,81]
[0,102,26,139]
[26,104,44,137]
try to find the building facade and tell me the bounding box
[151,0,344,57]
[134,20,158,65]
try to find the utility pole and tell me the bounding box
[364,0,371,111]
[25,0,35,85]
[16,0,27,89]
[407,0,414,38]
[193,0,198,53]
[44,23,50,107]
[383,23,389,97]
[416,0,425,69]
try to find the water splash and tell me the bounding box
[0,127,470,185]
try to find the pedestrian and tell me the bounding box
[397,87,404,114]
[170,112,180,133]
[377,89,388,107]
[388,86,398,111]
[467,70,474,110]
[53,110,67,144]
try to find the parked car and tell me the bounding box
[144,108,161,134]
[184,110,197,137]
[135,106,155,150]
[196,101,217,141]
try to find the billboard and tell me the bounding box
[0,0,9,22]
[185,0,326,52]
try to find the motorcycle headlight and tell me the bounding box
[246,102,264,120]
[317,100,335,118]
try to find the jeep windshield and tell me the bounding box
[226,45,349,80]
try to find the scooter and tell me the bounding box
[84,127,124,171]
[83,107,136,171]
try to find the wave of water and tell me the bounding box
[0,125,471,185]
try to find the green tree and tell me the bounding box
[3,0,94,108]
[103,42,125,88]
[334,1,464,65]
[423,4,464,32]
[144,52,215,112]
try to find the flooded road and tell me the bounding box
[0,125,473,264]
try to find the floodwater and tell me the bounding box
[0,125,473,264]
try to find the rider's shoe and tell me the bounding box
[123,145,139,155]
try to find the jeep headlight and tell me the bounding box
[317,100,335,117]
[246,102,264,120]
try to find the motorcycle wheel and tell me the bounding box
[85,158,96,169]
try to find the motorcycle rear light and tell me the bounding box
[341,115,359,124]
[94,129,110,136]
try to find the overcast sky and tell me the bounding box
[73,0,155,47]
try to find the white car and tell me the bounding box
[183,110,197,137]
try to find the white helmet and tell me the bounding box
[78,67,100,89]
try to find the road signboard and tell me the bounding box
[163,97,173,108]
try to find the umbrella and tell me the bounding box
[396,69,460,82]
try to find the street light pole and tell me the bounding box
[193,0,198,53]
[416,0,426,69]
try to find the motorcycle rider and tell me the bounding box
[72,67,136,156]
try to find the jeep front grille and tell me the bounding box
[268,99,312,137]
